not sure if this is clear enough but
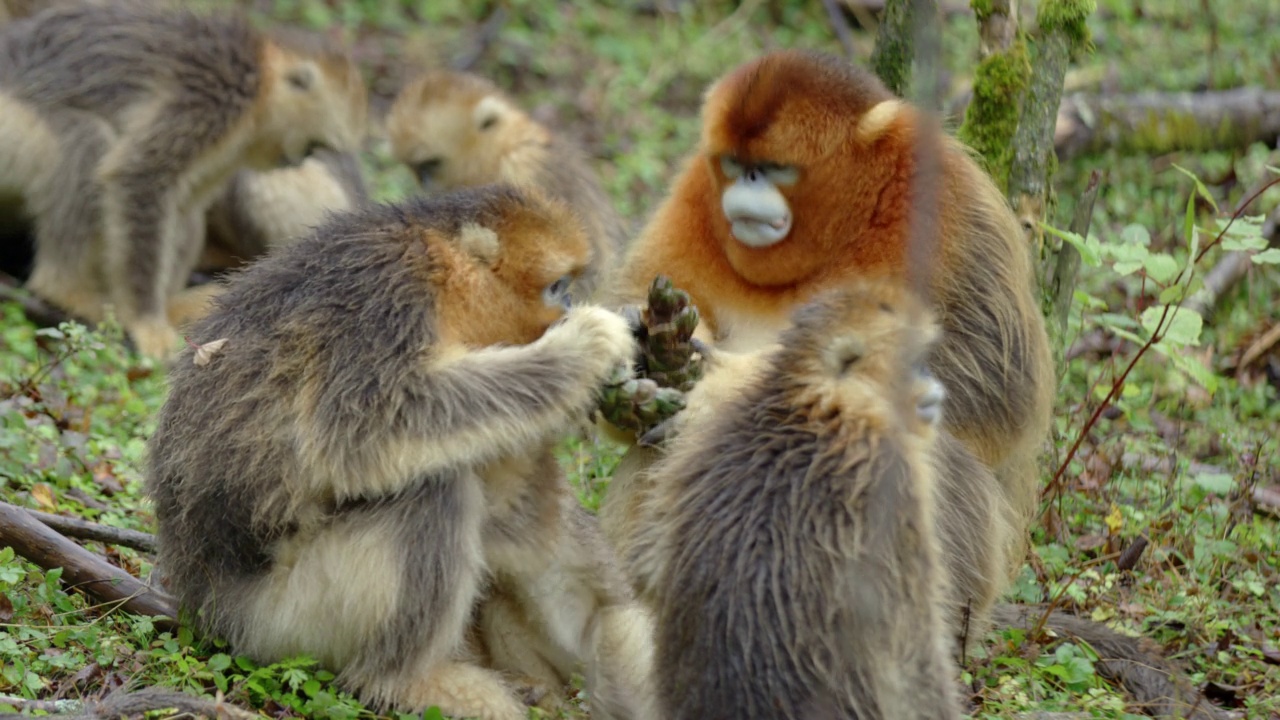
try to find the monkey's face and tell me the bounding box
[434,191,591,349]
[388,74,526,193]
[788,278,941,436]
[257,46,368,169]
[698,51,905,287]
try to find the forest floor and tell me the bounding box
[1,0,1278,718]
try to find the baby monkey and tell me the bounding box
[632,277,962,720]
[387,70,628,300]
[147,186,654,720]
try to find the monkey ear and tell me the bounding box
[855,99,905,143]
[286,64,317,92]
[823,335,867,377]
[473,95,506,131]
[457,223,501,265]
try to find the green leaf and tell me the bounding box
[1184,192,1197,249]
[1221,236,1268,252]
[1251,248,1280,264]
[208,654,232,672]
[1172,163,1219,213]
[1142,306,1202,346]
[422,707,448,720]
[1171,352,1219,394]
[1120,223,1151,246]
[1158,285,1186,304]
[303,679,322,697]
[1194,472,1234,495]
[1142,253,1179,283]
[1042,223,1102,267]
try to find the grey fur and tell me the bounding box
[643,285,962,720]
[0,3,365,356]
[147,186,652,717]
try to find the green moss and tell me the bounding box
[1037,0,1096,53]
[870,0,913,96]
[957,38,1032,193]
[970,0,995,21]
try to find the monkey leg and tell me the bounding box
[485,497,657,720]
[23,108,114,326]
[395,659,528,720]
[475,589,570,712]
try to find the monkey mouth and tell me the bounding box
[728,213,792,248]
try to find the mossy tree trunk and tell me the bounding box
[870,0,936,97]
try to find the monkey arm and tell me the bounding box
[96,99,246,324]
[306,306,634,491]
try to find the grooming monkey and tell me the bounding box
[0,3,367,358]
[387,70,628,300]
[199,148,369,273]
[600,49,1054,647]
[146,186,655,720]
[628,278,963,720]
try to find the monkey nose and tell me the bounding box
[916,382,945,425]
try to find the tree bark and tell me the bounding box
[871,0,936,96]
[1007,26,1072,253]
[24,508,158,553]
[1048,170,1100,377]
[974,0,1018,59]
[0,501,176,626]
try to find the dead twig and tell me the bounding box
[0,501,175,626]
[0,270,73,329]
[24,508,158,553]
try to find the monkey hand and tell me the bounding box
[545,305,638,382]
[596,364,687,439]
[641,275,705,392]
[127,316,182,361]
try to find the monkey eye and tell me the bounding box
[543,274,574,308]
[762,164,799,187]
[414,158,444,185]
[479,114,500,131]
[719,155,744,179]
[303,141,330,158]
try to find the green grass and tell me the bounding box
[2,1,1278,718]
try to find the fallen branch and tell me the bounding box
[1056,88,1280,160]
[24,508,158,553]
[0,688,261,720]
[0,270,72,329]
[0,501,176,626]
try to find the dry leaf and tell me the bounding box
[0,592,13,623]
[193,338,230,367]
[31,482,57,510]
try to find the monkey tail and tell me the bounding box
[991,604,1227,720]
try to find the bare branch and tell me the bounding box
[24,508,158,553]
[0,501,176,626]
